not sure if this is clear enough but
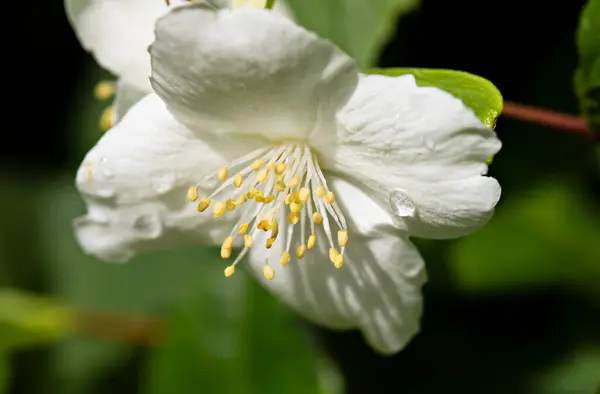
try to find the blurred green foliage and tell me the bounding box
[285,0,420,67]
[575,0,600,133]
[2,0,600,393]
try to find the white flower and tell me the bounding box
[74,6,501,354]
[65,0,294,120]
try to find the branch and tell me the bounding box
[73,309,163,346]
[502,101,591,136]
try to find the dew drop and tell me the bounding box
[99,157,113,178]
[389,191,416,218]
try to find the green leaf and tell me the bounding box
[449,181,600,293]
[364,68,503,128]
[144,272,342,394]
[285,0,420,67]
[0,289,72,351]
[575,0,600,134]
[530,345,600,394]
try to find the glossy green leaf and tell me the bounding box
[0,289,72,351]
[144,273,341,394]
[575,0,600,134]
[364,68,503,128]
[285,0,420,67]
[450,181,600,293]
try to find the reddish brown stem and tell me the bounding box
[73,309,163,346]
[502,101,590,135]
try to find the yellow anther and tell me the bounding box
[217,167,228,182]
[265,162,275,171]
[225,199,236,211]
[239,223,249,234]
[247,187,258,198]
[263,265,275,280]
[307,233,316,249]
[296,244,307,259]
[99,106,113,131]
[257,170,268,183]
[224,265,235,278]
[213,201,225,218]
[244,234,253,248]
[187,186,199,202]
[266,237,276,249]
[235,195,247,205]
[94,81,116,101]
[222,236,233,249]
[268,219,279,232]
[289,202,303,213]
[312,212,323,225]
[275,163,287,174]
[299,187,311,202]
[287,176,300,189]
[275,181,286,192]
[197,197,211,213]
[280,251,291,267]
[323,191,336,204]
[255,192,265,203]
[288,212,300,225]
[264,194,275,203]
[233,173,243,188]
[334,254,344,269]
[257,219,270,230]
[284,194,293,205]
[221,247,232,259]
[252,159,264,171]
[329,248,339,263]
[316,185,326,198]
[338,230,348,247]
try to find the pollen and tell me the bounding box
[187,186,199,202]
[233,173,243,188]
[94,80,115,101]
[307,233,316,249]
[296,244,306,259]
[312,212,323,225]
[213,201,225,218]
[197,197,211,212]
[224,265,235,278]
[217,167,228,182]
[323,191,335,204]
[338,230,348,247]
[188,143,349,279]
[99,106,113,131]
[280,251,291,266]
[263,265,275,280]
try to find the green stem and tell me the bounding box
[265,0,276,9]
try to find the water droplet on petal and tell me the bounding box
[152,173,175,194]
[389,191,416,218]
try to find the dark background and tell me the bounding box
[3,0,599,393]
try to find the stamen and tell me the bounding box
[188,143,349,277]
[187,186,199,202]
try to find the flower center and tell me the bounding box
[187,143,349,280]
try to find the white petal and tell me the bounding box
[112,79,147,123]
[246,177,426,355]
[150,6,358,141]
[313,74,502,239]
[65,0,163,91]
[75,93,265,262]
